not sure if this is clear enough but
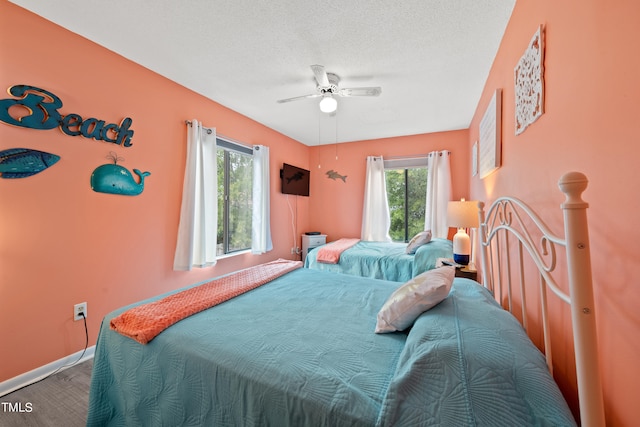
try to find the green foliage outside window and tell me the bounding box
[385,168,427,242]
[217,149,253,255]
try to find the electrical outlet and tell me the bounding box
[291,247,300,254]
[74,302,87,321]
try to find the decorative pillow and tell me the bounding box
[405,230,432,254]
[375,266,454,333]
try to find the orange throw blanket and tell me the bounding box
[316,238,360,264]
[110,259,302,344]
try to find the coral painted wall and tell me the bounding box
[308,131,470,241]
[469,1,640,425]
[0,1,309,382]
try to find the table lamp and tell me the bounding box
[447,199,479,266]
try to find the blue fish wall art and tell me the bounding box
[91,152,150,196]
[0,148,60,178]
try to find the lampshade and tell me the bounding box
[447,199,479,229]
[319,95,337,113]
[447,199,479,266]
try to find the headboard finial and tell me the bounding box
[558,171,589,209]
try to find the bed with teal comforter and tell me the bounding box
[87,267,575,426]
[304,239,453,282]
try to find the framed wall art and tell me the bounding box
[515,25,545,135]
[472,141,478,177]
[479,89,502,179]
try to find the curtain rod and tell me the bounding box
[185,120,213,135]
[380,151,451,160]
[427,150,451,157]
[185,120,258,151]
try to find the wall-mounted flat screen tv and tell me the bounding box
[280,163,310,197]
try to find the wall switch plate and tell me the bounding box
[74,302,87,321]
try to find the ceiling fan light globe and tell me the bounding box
[319,96,337,113]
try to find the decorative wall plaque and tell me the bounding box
[0,85,135,147]
[515,25,545,135]
[479,89,502,179]
[471,141,478,177]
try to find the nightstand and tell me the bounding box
[301,234,326,263]
[437,257,478,281]
[455,266,478,281]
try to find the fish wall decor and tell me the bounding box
[0,148,60,178]
[91,152,150,196]
[326,169,347,183]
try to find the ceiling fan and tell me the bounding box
[277,65,382,113]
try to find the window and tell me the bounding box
[384,157,427,242]
[217,138,253,255]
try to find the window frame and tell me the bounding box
[384,156,428,243]
[216,137,253,256]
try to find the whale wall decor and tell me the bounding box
[91,152,150,196]
[0,148,60,178]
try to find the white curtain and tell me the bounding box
[251,145,273,254]
[425,150,452,239]
[173,120,218,270]
[361,156,392,242]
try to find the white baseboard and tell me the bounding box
[0,346,95,397]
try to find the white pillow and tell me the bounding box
[405,230,432,254]
[375,266,454,333]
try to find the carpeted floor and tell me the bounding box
[0,359,93,427]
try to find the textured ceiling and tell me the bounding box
[8,0,515,145]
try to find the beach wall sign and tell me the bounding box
[0,85,135,147]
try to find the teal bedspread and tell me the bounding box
[304,239,453,282]
[87,268,575,426]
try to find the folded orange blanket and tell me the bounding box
[110,259,302,344]
[316,238,360,264]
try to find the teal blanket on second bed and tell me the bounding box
[304,239,453,282]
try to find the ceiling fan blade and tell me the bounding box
[338,87,382,97]
[310,64,330,87]
[276,93,321,103]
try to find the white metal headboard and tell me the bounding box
[477,172,604,427]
